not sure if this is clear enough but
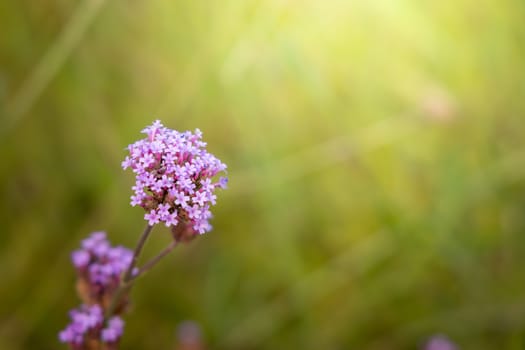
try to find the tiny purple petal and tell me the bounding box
[101,316,124,343]
[144,210,160,226]
[71,250,90,268]
[59,328,74,343]
[218,177,228,189]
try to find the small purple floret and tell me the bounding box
[59,305,105,345]
[101,316,125,343]
[71,250,90,268]
[59,305,125,346]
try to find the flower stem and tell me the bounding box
[123,224,153,282]
[130,240,178,282]
[105,224,153,318]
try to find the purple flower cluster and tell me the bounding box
[122,120,227,234]
[71,232,133,302]
[59,304,124,349]
[60,122,228,349]
[60,232,131,349]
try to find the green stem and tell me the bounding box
[105,224,153,318]
[123,224,154,282]
[130,240,178,282]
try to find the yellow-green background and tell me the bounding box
[1,1,525,349]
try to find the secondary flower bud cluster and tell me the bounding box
[122,120,227,234]
[72,232,133,307]
[60,232,131,349]
[59,305,123,350]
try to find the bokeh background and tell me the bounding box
[1,1,525,349]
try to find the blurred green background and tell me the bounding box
[1,0,525,349]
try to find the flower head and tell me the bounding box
[122,120,227,235]
[71,232,133,306]
[59,305,124,347]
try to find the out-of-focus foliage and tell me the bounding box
[1,1,525,349]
